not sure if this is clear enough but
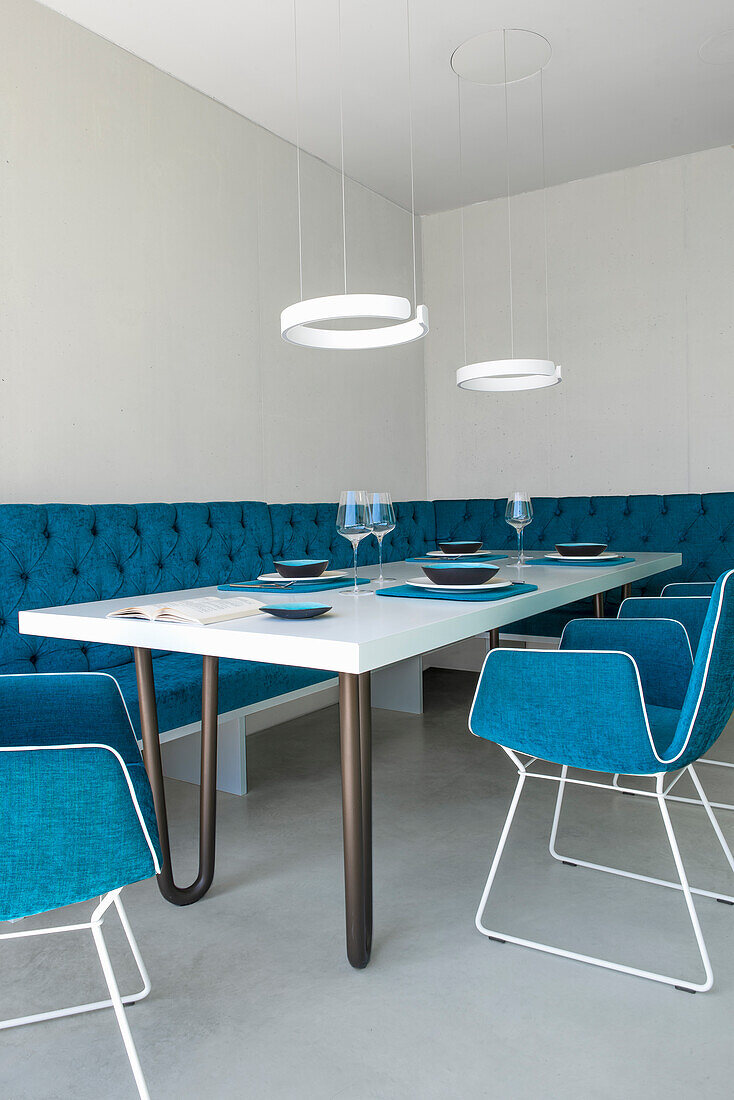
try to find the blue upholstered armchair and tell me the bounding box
[0,673,162,1099]
[468,570,734,992]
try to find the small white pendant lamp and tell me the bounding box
[452,29,561,392]
[281,0,429,351]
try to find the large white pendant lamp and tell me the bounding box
[452,29,561,392]
[281,0,429,351]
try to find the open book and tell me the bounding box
[106,595,262,625]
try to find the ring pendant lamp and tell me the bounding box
[281,0,428,350]
[452,29,561,392]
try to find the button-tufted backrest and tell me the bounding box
[0,502,273,674]
[4,494,733,677]
[434,494,734,595]
[269,500,437,568]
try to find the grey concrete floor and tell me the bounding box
[3,669,734,1100]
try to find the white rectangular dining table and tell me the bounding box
[20,550,681,969]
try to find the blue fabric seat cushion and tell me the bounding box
[644,704,681,759]
[0,674,161,920]
[1,747,159,921]
[109,654,335,737]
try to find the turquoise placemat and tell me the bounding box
[376,582,537,602]
[218,576,371,594]
[405,553,508,565]
[526,556,636,567]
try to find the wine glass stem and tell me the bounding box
[377,534,384,581]
[353,540,359,593]
[518,527,523,564]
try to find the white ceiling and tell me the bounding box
[38,0,734,213]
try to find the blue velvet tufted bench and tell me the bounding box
[0,500,437,795]
[434,494,734,639]
[3,493,730,791]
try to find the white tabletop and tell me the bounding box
[18,552,681,675]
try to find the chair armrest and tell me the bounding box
[619,596,710,655]
[560,618,692,710]
[469,648,658,774]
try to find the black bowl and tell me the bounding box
[422,563,499,586]
[274,559,329,579]
[554,543,607,558]
[261,603,331,620]
[438,540,483,555]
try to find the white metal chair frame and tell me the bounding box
[1,889,151,1099]
[0,735,160,1100]
[474,748,727,992]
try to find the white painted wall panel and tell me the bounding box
[422,146,734,500]
[0,0,426,505]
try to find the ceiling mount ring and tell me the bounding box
[281,294,429,350]
[450,28,552,86]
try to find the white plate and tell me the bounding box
[425,549,492,558]
[544,552,621,562]
[257,571,347,582]
[407,577,515,592]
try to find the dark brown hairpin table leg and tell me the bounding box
[487,628,500,650]
[339,671,373,969]
[359,672,373,958]
[621,583,632,601]
[594,592,605,618]
[134,648,219,905]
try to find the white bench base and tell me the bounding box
[160,680,338,795]
[157,638,560,796]
[158,659,428,796]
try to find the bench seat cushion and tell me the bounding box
[109,654,335,738]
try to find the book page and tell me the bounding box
[106,604,166,620]
[154,596,262,624]
[107,596,262,624]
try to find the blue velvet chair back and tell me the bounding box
[0,673,161,920]
[618,596,711,655]
[668,570,734,768]
[662,582,716,597]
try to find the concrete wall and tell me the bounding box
[3,0,732,511]
[0,0,426,505]
[422,145,734,500]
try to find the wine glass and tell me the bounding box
[505,491,533,565]
[336,490,373,595]
[369,492,396,583]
